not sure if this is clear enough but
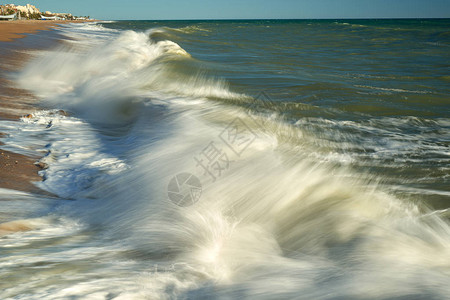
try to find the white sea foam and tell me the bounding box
[355,84,431,94]
[15,25,246,127]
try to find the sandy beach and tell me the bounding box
[0,20,90,194]
[0,19,94,42]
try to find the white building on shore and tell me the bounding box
[0,13,17,21]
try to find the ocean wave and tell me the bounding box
[168,25,211,34]
[15,24,246,124]
[354,84,432,94]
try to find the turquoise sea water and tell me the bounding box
[0,19,449,299]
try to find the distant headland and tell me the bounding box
[0,3,91,20]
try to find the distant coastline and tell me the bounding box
[0,3,92,21]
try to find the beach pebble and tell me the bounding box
[35,161,49,169]
[58,109,69,116]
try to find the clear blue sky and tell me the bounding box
[10,0,450,20]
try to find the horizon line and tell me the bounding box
[105,17,450,21]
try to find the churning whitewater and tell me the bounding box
[1,20,449,299]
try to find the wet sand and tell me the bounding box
[0,19,95,42]
[0,20,87,195]
[0,148,43,194]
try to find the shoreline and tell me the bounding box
[0,20,88,195]
[0,19,98,42]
